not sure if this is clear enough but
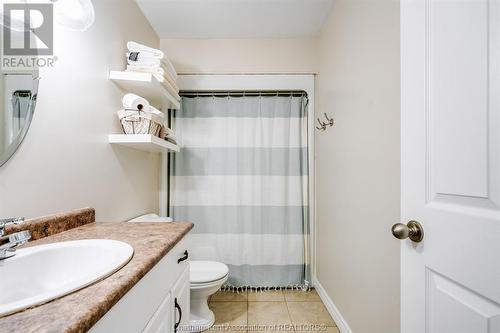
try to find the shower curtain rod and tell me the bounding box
[180,90,307,97]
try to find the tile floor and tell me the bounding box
[206,289,339,332]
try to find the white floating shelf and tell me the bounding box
[108,134,180,153]
[109,71,181,109]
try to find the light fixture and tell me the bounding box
[0,0,95,32]
[50,0,95,32]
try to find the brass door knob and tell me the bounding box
[391,220,424,243]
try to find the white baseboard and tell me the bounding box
[313,277,354,333]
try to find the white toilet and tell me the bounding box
[189,260,229,332]
[128,214,229,332]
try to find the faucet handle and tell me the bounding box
[0,217,25,226]
[9,230,31,244]
[0,217,25,236]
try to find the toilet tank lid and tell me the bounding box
[190,261,229,284]
[128,214,173,223]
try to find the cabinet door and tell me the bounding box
[143,292,173,333]
[172,266,190,332]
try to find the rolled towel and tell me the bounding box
[122,93,150,111]
[127,41,164,59]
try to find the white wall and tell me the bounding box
[0,74,4,151]
[0,0,161,221]
[161,38,318,74]
[315,1,401,333]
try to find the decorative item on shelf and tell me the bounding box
[116,109,163,137]
[316,113,335,131]
[117,93,167,137]
[162,126,177,145]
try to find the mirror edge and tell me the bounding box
[0,75,39,167]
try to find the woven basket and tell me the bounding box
[117,109,164,136]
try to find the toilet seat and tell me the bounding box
[189,261,229,332]
[190,261,229,285]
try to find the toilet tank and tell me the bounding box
[128,214,173,223]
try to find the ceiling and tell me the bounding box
[136,0,334,39]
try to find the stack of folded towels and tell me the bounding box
[125,41,180,102]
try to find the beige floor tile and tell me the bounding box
[209,302,247,326]
[248,301,293,326]
[294,327,340,333]
[247,290,285,302]
[284,289,321,302]
[287,302,336,326]
[211,290,248,302]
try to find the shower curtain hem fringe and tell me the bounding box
[221,282,311,293]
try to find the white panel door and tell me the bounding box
[401,0,500,333]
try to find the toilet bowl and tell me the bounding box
[126,216,228,332]
[189,260,229,332]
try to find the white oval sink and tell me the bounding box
[0,239,133,317]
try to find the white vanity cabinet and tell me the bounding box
[170,267,190,331]
[89,237,190,333]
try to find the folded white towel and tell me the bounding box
[127,53,161,67]
[164,128,177,141]
[122,93,150,111]
[127,64,165,75]
[160,79,181,101]
[153,73,165,83]
[127,41,164,59]
[162,70,179,92]
[125,65,179,93]
[127,58,160,68]
[164,127,175,136]
[166,135,177,143]
[161,58,177,80]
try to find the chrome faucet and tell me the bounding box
[0,217,25,236]
[0,217,31,260]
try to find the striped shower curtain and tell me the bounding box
[170,93,310,288]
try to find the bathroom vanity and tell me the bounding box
[0,208,193,333]
[90,237,191,332]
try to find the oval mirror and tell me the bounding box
[0,27,40,167]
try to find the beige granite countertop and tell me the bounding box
[0,221,194,333]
